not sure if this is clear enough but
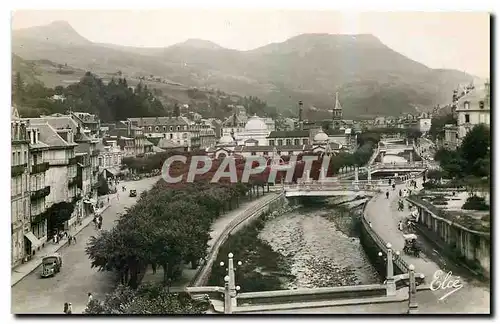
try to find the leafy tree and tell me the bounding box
[459,124,490,175]
[45,202,75,235]
[97,175,110,196]
[84,284,208,314]
[429,113,456,141]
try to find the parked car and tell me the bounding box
[129,189,137,197]
[41,253,62,278]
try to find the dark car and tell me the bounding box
[129,190,137,197]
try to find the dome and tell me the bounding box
[245,115,267,132]
[219,134,234,144]
[314,130,329,142]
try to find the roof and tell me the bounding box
[28,116,92,142]
[152,146,166,153]
[128,117,190,127]
[157,138,185,149]
[222,113,247,127]
[268,130,310,138]
[75,142,90,154]
[36,123,75,148]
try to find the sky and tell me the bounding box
[11,10,490,78]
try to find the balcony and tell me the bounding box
[31,210,48,224]
[31,186,51,201]
[30,162,50,175]
[11,163,27,177]
[68,175,81,187]
[72,193,82,203]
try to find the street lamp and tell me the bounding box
[220,252,243,314]
[378,242,399,296]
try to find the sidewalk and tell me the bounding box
[11,195,115,287]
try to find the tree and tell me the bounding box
[173,103,181,117]
[84,284,208,314]
[429,113,456,141]
[459,124,490,175]
[45,202,75,235]
[97,175,110,196]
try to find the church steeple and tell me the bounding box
[332,92,343,129]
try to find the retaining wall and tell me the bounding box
[407,197,490,278]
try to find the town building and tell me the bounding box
[127,117,211,151]
[27,115,100,205]
[208,129,343,159]
[418,112,432,134]
[69,111,100,136]
[455,82,490,142]
[104,121,146,157]
[27,124,50,252]
[11,107,31,267]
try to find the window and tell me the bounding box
[148,127,152,131]
[170,134,173,139]
[177,126,180,131]
[170,126,173,131]
[155,126,159,131]
[12,152,15,165]
[17,152,21,165]
[286,139,292,145]
[294,139,300,145]
[163,126,166,131]
[480,101,485,109]
[303,139,309,145]
[465,114,470,123]
[24,152,27,164]
[278,139,283,146]
[464,102,470,109]
[269,140,275,146]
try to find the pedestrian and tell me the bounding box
[107,197,110,204]
[67,234,72,246]
[369,221,372,228]
[67,303,73,314]
[399,189,402,197]
[386,191,389,199]
[63,302,69,314]
[87,292,93,305]
[53,234,58,244]
[392,183,396,190]
[388,179,392,185]
[98,221,102,230]
[72,235,77,244]
[98,214,103,224]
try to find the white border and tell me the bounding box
[3,1,497,323]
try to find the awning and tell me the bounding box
[24,232,42,249]
[105,167,121,176]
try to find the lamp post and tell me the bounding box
[220,253,243,313]
[378,243,398,296]
[408,264,419,314]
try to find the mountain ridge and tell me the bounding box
[11,20,478,118]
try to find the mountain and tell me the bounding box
[11,21,479,118]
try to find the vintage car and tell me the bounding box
[129,189,137,197]
[41,253,62,278]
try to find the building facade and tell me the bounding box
[455,82,490,143]
[11,108,31,266]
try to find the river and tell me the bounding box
[258,198,380,289]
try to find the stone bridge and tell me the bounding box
[283,180,386,197]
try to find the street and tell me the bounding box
[11,176,161,314]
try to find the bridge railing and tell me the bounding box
[284,182,384,192]
[361,202,410,274]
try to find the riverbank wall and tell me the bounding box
[192,193,286,287]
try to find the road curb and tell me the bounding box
[11,204,111,287]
